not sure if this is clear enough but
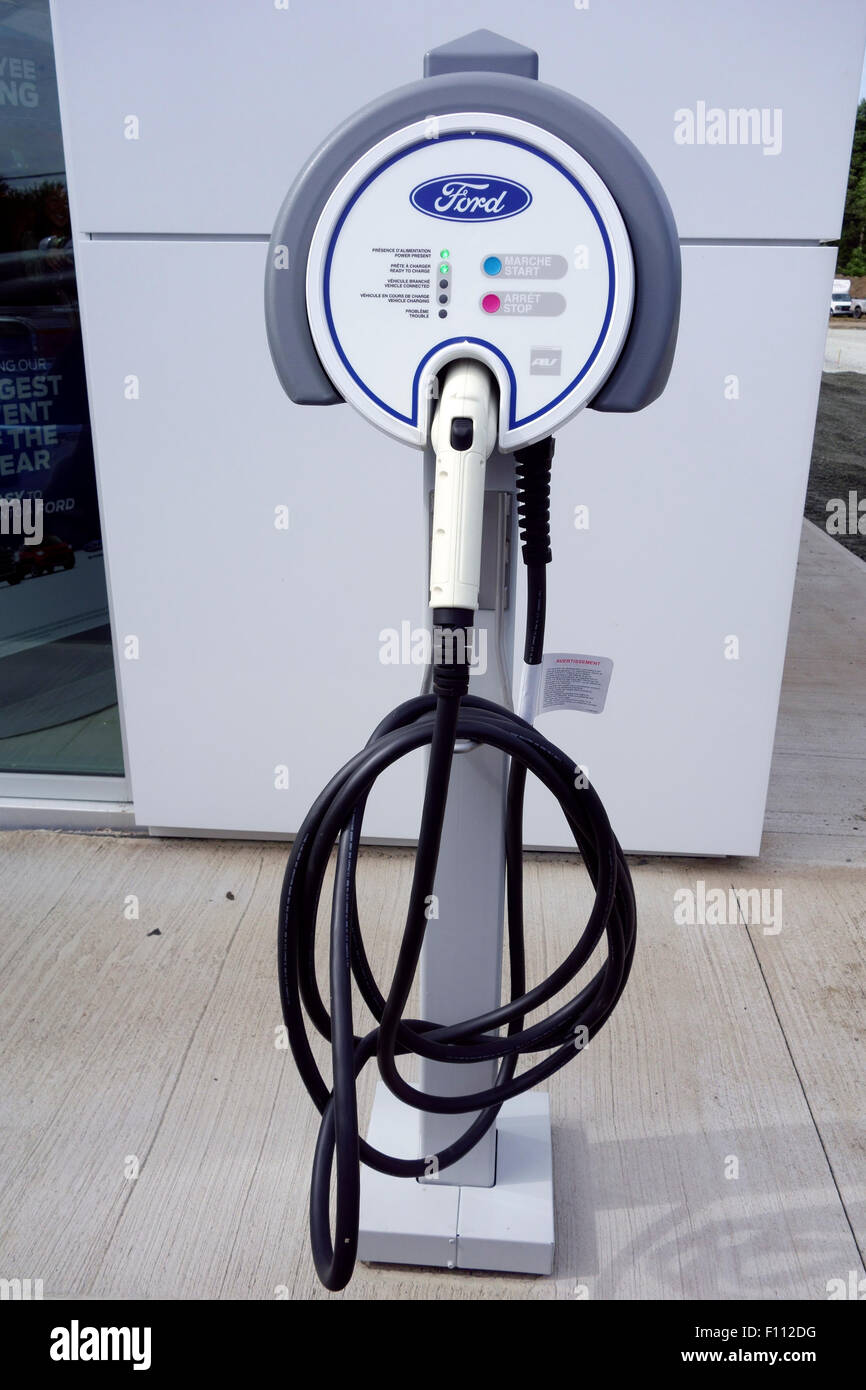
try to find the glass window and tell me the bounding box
[0,0,123,776]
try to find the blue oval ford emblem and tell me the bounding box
[409,174,532,222]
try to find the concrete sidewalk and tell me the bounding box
[0,521,863,1300]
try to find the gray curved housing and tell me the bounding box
[265,33,680,416]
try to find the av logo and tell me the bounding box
[530,347,562,376]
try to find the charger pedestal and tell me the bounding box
[358,1085,554,1274]
[358,452,554,1276]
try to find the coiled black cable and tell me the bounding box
[278,437,637,1291]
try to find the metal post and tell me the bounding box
[418,452,515,1187]
[357,450,554,1271]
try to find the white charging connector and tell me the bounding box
[428,360,498,613]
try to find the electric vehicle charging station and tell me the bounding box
[266,29,680,1290]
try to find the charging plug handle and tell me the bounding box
[429,360,498,617]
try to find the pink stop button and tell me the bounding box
[481,293,501,314]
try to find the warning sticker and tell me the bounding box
[536,653,613,716]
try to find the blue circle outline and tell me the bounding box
[321,131,617,430]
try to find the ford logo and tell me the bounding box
[409,175,532,222]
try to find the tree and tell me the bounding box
[844,246,866,277]
[838,100,866,271]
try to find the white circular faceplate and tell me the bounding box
[306,112,635,451]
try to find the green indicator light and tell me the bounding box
[439,263,450,275]
[439,248,450,259]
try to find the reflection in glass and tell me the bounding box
[0,1,122,776]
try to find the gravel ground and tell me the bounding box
[806,369,866,561]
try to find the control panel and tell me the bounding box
[305,113,635,450]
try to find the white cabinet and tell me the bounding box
[75,236,426,836]
[52,0,862,849]
[75,237,833,850]
[52,0,865,240]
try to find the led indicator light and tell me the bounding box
[439,263,450,275]
[439,249,450,259]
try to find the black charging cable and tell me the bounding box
[278,436,637,1291]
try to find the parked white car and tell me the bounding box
[831,276,853,315]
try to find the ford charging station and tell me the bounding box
[265,29,681,1291]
